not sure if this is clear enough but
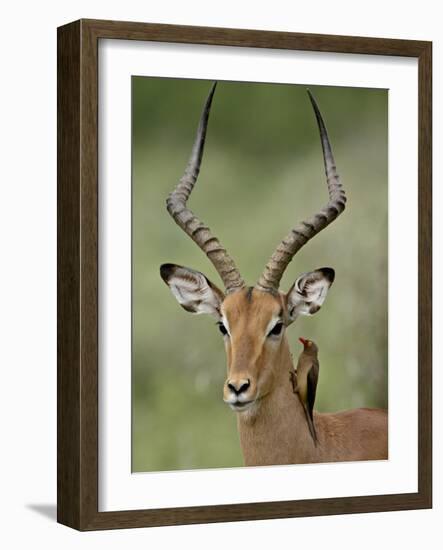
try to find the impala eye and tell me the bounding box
[268,322,283,337]
[217,322,228,336]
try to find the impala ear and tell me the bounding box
[160,263,224,319]
[286,268,335,322]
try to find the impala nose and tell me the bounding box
[227,378,251,396]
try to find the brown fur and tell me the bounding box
[222,288,388,466]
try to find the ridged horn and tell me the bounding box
[166,82,245,293]
[256,90,347,292]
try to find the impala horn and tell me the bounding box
[166,82,245,294]
[256,90,347,292]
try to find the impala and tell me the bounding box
[160,83,388,465]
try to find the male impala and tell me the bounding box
[160,83,388,465]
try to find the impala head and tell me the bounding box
[160,83,346,414]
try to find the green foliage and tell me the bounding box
[132,78,388,472]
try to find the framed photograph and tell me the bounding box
[57,19,432,530]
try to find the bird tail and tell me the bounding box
[302,403,318,446]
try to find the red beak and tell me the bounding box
[299,337,308,346]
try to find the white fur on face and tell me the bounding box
[264,315,284,340]
[220,314,231,336]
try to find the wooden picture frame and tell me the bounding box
[57,18,432,530]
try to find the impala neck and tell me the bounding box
[237,335,318,466]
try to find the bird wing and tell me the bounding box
[306,360,319,444]
[307,359,319,417]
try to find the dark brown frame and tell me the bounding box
[57,18,432,531]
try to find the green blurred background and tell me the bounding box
[132,77,388,472]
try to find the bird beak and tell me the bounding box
[299,337,307,346]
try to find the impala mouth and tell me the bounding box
[227,399,255,412]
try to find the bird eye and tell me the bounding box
[217,322,228,336]
[268,322,283,337]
